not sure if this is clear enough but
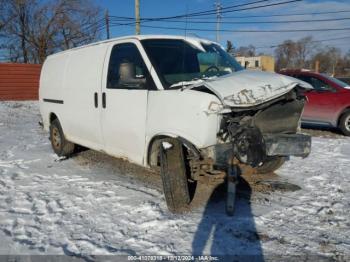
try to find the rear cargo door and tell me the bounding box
[100,40,157,165]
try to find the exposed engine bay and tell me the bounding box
[201,88,311,169]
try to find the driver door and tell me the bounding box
[101,40,157,165]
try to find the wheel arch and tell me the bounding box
[337,106,350,127]
[146,133,201,167]
[49,112,59,124]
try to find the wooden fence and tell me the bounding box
[0,63,42,100]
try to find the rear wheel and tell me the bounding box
[50,119,75,157]
[159,138,191,213]
[339,110,350,136]
[256,156,286,174]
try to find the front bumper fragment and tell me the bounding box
[264,133,311,158]
[201,133,311,167]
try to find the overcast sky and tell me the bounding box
[96,0,350,54]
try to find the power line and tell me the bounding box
[173,10,350,20]
[188,0,303,18]
[60,20,350,51]
[185,0,270,17]
[109,16,350,25]
[109,0,302,22]
[104,0,305,35]
[105,1,272,27]
[70,17,106,33]
[109,10,350,22]
[255,35,350,49]
[214,9,350,19]
[91,23,350,53]
[67,10,350,40]
[140,0,272,20]
[61,18,106,40]
[110,24,350,33]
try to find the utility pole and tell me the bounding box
[215,0,222,43]
[135,0,141,35]
[315,60,320,73]
[105,10,110,39]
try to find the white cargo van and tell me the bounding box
[40,35,311,214]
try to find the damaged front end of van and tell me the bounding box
[189,70,312,172]
[142,36,312,214]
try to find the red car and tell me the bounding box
[280,69,350,136]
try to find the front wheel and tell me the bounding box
[256,156,286,174]
[50,119,75,157]
[159,138,191,213]
[339,110,350,136]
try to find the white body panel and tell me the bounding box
[145,90,221,156]
[101,88,148,164]
[63,44,107,150]
[40,44,107,151]
[39,53,68,128]
[99,39,162,164]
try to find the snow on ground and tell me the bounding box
[0,101,349,260]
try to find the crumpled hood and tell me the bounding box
[190,70,312,107]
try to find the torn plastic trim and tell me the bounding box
[204,101,232,115]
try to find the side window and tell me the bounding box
[107,43,156,90]
[298,75,333,92]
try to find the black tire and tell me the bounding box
[339,110,350,136]
[49,119,75,157]
[256,157,286,174]
[159,138,191,213]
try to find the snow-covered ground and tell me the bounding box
[0,101,349,260]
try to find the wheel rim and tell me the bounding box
[345,115,350,132]
[52,127,61,149]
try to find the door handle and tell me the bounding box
[102,92,106,108]
[94,92,98,108]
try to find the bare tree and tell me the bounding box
[0,0,12,33]
[226,40,235,54]
[275,37,316,71]
[310,47,342,76]
[275,40,296,70]
[0,0,33,62]
[1,0,102,63]
[295,36,316,68]
[235,45,256,57]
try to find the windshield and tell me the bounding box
[321,74,350,88]
[141,39,243,89]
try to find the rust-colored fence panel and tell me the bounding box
[0,63,42,100]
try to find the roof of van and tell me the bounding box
[47,35,217,58]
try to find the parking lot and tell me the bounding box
[0,101,349,260]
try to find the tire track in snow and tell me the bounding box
[1,101,350,259]
[0,165,173,256]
